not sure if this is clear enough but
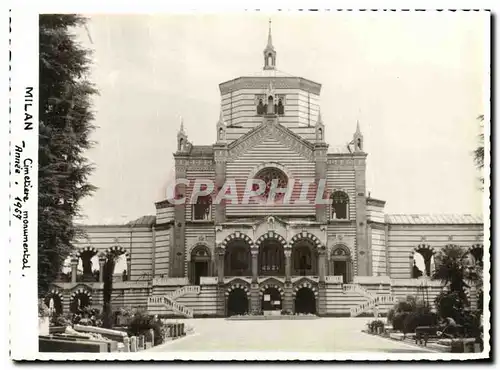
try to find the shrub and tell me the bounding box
[435,291,466,323]
[50,314,72,327]
[392,312,408,332]
[38,299,50,318]
[368,320,385,332]
[403,312,438,333]
[387,308,395,325]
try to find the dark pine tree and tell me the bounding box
[39,15,97,297]
[102,256,116,328]
[473,114,485,189]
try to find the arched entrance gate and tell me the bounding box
[225,284,250,316]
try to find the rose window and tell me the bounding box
[253,168,288,200]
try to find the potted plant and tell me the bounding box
[38,299,50,335]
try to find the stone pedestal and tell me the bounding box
[123,337,130,352]
[250,283,260,313]
[283,282,293,314]
[129,336,137,352]
[216,284,226,317]
[317,282,327,316]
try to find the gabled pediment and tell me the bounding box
[258,276,285,286]
[227,120,314,161]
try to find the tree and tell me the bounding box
[102,255,116,328]
[38,15,97,297]
[432,245,471,304]
[473,114,485,189]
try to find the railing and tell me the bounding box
[148,285,200,318]
[325,275,343,284]
[169,285,201,300]
[342,284,374,299]
[349,294,399,317]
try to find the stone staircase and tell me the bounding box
[343,283,398,317]
[148,285,201,318]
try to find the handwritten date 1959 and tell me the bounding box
[12,197,23,220]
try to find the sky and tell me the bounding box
[74,12,488,225]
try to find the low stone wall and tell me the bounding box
[39,336,109,353]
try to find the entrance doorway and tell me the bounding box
[330,245,352,283]
[333,260,347,284]
[190,245,211,285]
[227,288,249,316]
[193,261,208,285]
[261,287,282,311]
[294,287,316,314]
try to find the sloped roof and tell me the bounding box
[385,214,483,225]
[127,215,156,226]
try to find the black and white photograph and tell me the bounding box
[8,7,491,361]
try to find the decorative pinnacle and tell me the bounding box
[180,116,185,133]
[318,110,323,124]
[218,109,225,124]
[356,120,361,134]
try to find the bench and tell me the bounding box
[415,325,466,346]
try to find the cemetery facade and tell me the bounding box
[46,24,484,319]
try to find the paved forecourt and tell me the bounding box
[149,317,434,353]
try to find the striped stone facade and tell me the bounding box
[49,28,484,318]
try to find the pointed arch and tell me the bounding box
[292,281,319,298]
[259,283,284,297]
[410,244,436,278]
[225,282,250,297]
[255,231,286,248]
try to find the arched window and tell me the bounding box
[267,53,273,66]
[252,167,288,201]
[357,138,362,150]
[277,98,284,115]
[179,138,184,151]
[331,191,349,220]
[267,96,274,114]
[257,99,264,115]
[317,127,323,141]
[193,195,212,220]
[218,127,224,140]
[412,247,435,277]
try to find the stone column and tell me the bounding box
[71,257,79,283]
[284,248,292,282]
[126,256,132,279]
[98,256,106,282]
[217,247,225,283]
[318,247,327,283]
[283,248,293,314]
[251,248,259,283]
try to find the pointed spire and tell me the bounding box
[179,116,185,133]
[263,19,276,70]
[356,119,361,134]
[318,110,323,124]
[267,19,274,50]
[218,108,225,125]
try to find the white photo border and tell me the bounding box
[8,1,493,362]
